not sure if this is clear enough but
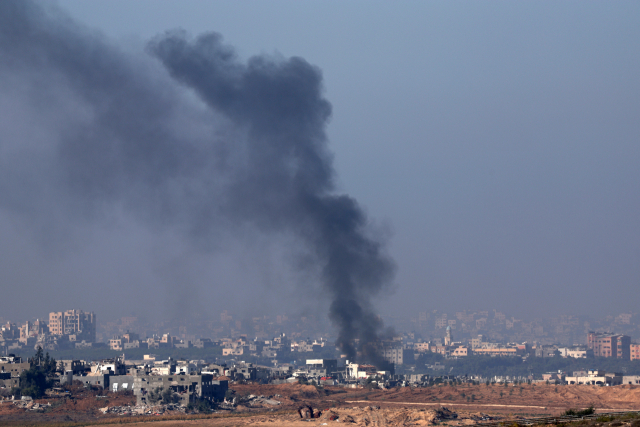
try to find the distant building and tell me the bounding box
[413,342,430,353]
[631,343,640,361]
[470,335,483,349]
[622,375,640,385]
[565,369,622,386]
[306,359,338,377]
[558,347,590,358]
[473,347,520,357]
[346,363,379,379]
[0,355,29,388]
[381,347,404,365]
[444,326,453,346]
[587,332,630,359]
[49,309,96,342]
[450,345,468,357]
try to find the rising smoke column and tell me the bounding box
[0,1,395,361]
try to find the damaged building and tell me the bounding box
[132,373,228,406]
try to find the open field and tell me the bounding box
[2,383,639,427]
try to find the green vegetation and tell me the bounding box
[187,398,213,412]
[564,406,596,417]
[12,347,58,398]
[146,387,180,405]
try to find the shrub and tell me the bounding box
[564,405,595,417]
[187,398,212,413]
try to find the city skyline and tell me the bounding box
[1,1,640,326]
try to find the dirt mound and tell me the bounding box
[313,405,458,426]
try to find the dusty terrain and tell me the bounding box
[229,382,640,415]
[1,383,639,426]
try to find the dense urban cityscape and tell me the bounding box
[2,0,640,425]
[3,307,640,407]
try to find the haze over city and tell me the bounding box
[1,0,639,329]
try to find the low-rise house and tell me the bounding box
[558,347,590,358]
[124,340,147,349]
[345,363,379,379]
[622,375,640,385]
[565,369,622,385]
[229,363,257,381]
[0,355,28,389]
[0,355,30,377]
[451,345,469,357]
[92,357,127,376]
[59,359,87,375]
[542,372,564,382]
[534,345,559,358]
[473,347,520,357]
[193,338,215,349]
[151,359,177,376]
[306,359,338,377]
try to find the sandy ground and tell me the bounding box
[3,382,640,426]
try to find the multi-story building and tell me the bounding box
[381,347,404,365]
[587,332,630,359]
[617,335,631,359]
[133,374,227,406]
[630,343,640,361]
[49,310,96,342]
[413,342,430,353]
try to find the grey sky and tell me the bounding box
[1,1,639,324]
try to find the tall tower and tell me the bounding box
[444,325,453,346]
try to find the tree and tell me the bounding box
[43,353,57,378]
[187,398,212,413]
[32,346,44,367]
[17,348,56,398]
[18,366,48,398]
[147,387,162,404]
[161,387,180,404]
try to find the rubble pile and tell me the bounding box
[469,412,496,421]
[246,394,282,406]
[98,404,187,416]
[235,394,282,407]
[13,401,51,411]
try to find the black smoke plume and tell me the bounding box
[0,1,395,362]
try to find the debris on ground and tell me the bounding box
[13,401,52,411]
[97,404,188,416]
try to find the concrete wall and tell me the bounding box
[110,375,134,392]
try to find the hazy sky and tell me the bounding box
[1,1,639,324]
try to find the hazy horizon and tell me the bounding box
[1,1,639,328]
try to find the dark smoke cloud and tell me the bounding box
[0,1,395,361]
